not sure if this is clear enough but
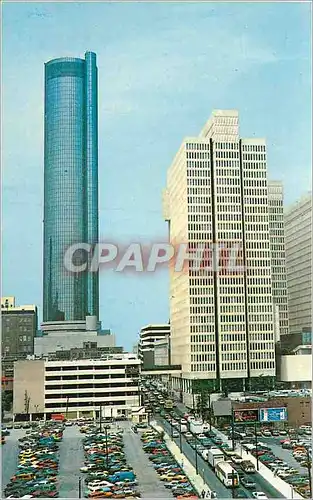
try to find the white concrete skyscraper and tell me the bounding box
[163,110,276,405]
[268,181,289,338]
[285,194,312,334]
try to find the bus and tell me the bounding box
[215,461,239,488]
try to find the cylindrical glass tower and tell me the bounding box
[43,52,99,322]
[85,52,99,321]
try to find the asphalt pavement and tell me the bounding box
[158,417,284,499]
[1,429,25,492]
[58,425,85,498]
[122,421,169,499]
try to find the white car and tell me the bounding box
[252,493,268,500]
[87,481,114,491]
[198,434,207,440]
[180,418,187,425]
[277,471,292,479]
[185,432,193,439]
[88,471,107,478]
[262,430,272,437]
[80,464,96,472]
[173,430,179,438]
[232,455,243,464]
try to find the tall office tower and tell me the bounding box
[43,52,99,322]
[268,181,289,337]
[285,194,312,334]
[163,110,276,402]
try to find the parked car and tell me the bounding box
[141,428,197,498]
[262,430,271,437]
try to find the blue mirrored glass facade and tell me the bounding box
[43,52,99,322]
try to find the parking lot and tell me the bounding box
[1,429,25,491]
[58,425,85,498]
[2,425,85,497]
[255,437,309,476]
[122,421,170,499]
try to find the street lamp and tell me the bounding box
[99,403,103,432]
[231,410,235,451]
[208,393,212,431]
[255,422,260,471]
[306,448,312,498]
[231,469,237,498]
[104,424,110,470]
[179,422,182,452]
[78,477,83,498]
[147,409,152,424]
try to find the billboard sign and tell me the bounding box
[233,409,259,423]
[259,407,287,422]
[212,399,232,417]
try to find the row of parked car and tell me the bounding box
[280,438,311,465]
[141,428,198,499]
[240,440,311,498]
[80,425,140,498]
[4,421,63,498]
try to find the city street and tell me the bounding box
[2,429,25,493]
[122,421,169,498]
[158,417,284,499]
[157,417,231,499]
[58,425,85,498]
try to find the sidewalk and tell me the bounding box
[151,420,212,498]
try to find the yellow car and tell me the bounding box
[160,474,186,481]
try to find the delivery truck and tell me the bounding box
[189,420,203,434]
[207,448,225,468]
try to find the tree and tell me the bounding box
[196,392,209,420]
[2,391,13,418]
[193,380,211,420]
[24,390,31,414]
